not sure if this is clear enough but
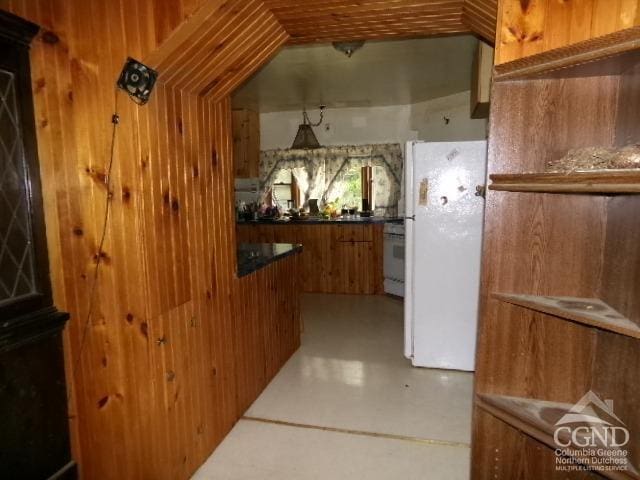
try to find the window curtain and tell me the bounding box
[260,149,326,205]
[260,143,403,216]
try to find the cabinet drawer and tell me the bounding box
[332,225,372,242]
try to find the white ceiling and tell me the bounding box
[232,35,478,113]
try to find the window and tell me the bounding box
[340,164,362,209]
[331,165,373,211]
[271,169,300,211]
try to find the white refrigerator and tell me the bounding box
[404,141,487,371]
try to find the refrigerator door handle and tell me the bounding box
[405,215,415,221]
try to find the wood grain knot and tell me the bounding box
[86,167,107,187]
[93,251,110,265]
[41,30,60,44]
[122,186,131,203]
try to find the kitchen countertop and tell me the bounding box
[237,243,303,278]
[238,216,402,225]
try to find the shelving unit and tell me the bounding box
[489,171,640,194]
[476,394,640,480]
[472,26,640,479]
[493,25,640,82]
[493,294,640,339]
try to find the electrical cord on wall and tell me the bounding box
[76,88,121,360]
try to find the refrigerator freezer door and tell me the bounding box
[403,144,416,359]
[406,141,486,371]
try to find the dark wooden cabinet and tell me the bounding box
[0,10,74,480]
[0,320,73,479]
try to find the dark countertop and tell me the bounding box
[237,243,303,278]
[238,216,402,226]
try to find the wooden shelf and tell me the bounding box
[476,394,640,480]
[489,171,640,194]
[494,26,640,81]
[493,293,640,339]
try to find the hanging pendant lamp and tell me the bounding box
[292,106,325,150]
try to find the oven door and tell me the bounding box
[384,233,405,282]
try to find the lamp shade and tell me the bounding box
[291,123,321,149]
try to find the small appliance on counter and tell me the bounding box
[359,199,373,217]
[309,199,320,215]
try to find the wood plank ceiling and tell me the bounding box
[262,0,498,44]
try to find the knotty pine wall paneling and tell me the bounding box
[0,0,291,478]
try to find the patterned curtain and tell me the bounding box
[260,143,403,216]
[260,148,326,205]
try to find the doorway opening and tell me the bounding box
[202,33,492,478]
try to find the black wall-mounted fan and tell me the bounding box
[117,57,158,105]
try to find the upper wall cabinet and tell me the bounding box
[471,41,494,119]
[495,0,640,64]
[233,109,260,178]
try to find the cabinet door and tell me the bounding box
[332,224,365,242]
[246,110,260,178]
[333,241,374,294]
[232,109,260,178]
[232,110,248,177]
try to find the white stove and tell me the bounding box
[383,222,405,297]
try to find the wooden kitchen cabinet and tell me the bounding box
[233,109,260,178]
[236,223,384,295]
[470,41,493,119]
[332,240,375,294]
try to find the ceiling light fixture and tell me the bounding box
[292,106,325,150]
[332,40,365,58]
